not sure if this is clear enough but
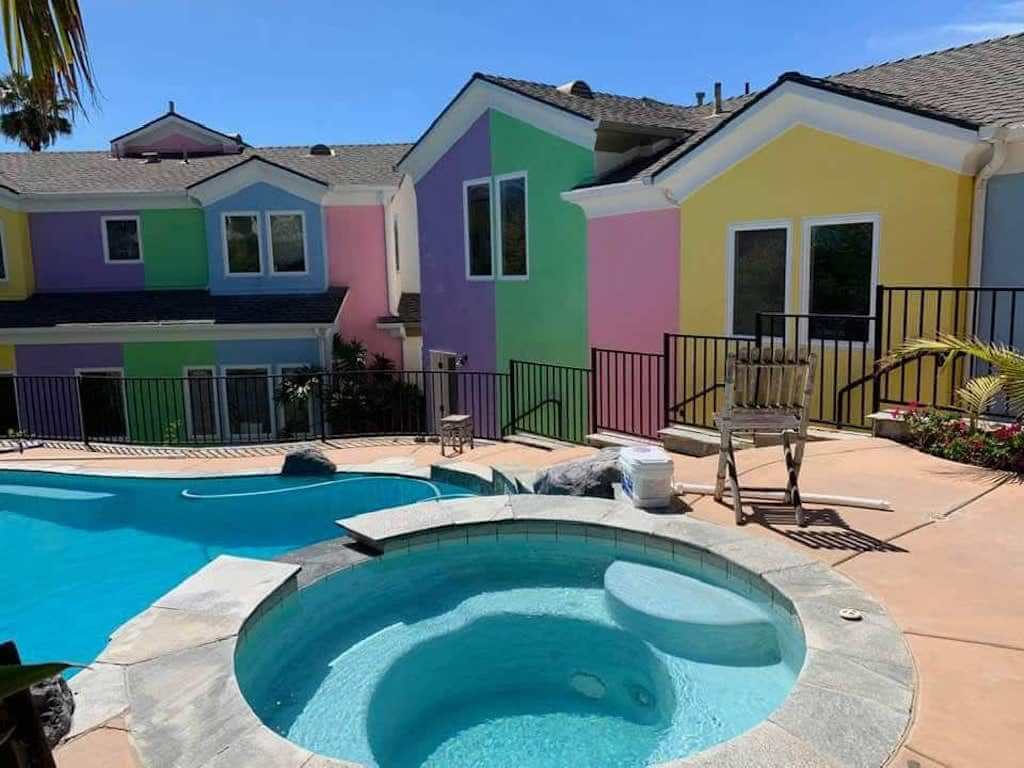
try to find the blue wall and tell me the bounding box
[980,172,1024,347]
[205,182,326,295]
[215,338,321,368]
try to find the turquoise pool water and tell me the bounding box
[0,470,474,666]
[238,534,804,768]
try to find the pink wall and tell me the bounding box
[587,208,680,353]
[326,205,402,364]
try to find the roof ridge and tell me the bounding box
[828,30,1024,78]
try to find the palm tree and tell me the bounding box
[1,0,95,107]
[0,73,72,150]
[890,334,1024,426]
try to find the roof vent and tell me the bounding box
[140,151,161,164]
[309,143,334,157]
[557,80,593,99]
[713,82,723,115]
[696,91,705,106]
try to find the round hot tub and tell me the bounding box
[236,526,805,768]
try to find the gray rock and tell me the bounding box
[533,448,622,498]
[281,446,336,476]
[30,674,74,747]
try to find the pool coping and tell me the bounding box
[71,495,913,768]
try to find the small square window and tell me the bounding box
[269,213,307,273]
[224,214,262,275]
[464,180,492,278]
[103,217,142,263]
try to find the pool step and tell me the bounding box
[504,432,574,451]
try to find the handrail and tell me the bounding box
[502,396,562,434]
[834,349,946,425]
[667,382,724,418]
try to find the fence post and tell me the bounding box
[318,372,327,442]
[872,283,885,415]
[661,333,671,429]
[508,360,519,436]
[589,347,598,434]
[75,375,90,449]
[755,313,763,346]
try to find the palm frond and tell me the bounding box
[0,0,95,108]
[956,375,1004,418]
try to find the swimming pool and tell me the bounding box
[237,531,805,768]
[0,469,477,666]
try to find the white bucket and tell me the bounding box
[619,446,674,508]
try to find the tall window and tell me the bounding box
[184,368,219,441]
[729,225,788,336]
[223,367,272,438]
[102,217,142,263]
[498,174,527,278]
[268,212,307,273]
[464,179,492,277]
[0,223,7,281]
[393,216,401,273]
[806,218,876,342]
[224,214,262,275]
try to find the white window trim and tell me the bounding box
[222,211,264,277]
[0,220,9,283]
[0,370,21,433]
[725,219,793,338]
[219,364,274,438]
[276,363,316,438]
[463,177,494,281]
[799,213,881,348]
[101,215,143,265]
[266,210,310,276]
[182,365,220,441]
[496,171,529,281]
[74,367,129,439]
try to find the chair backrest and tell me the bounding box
[725,347,817,412]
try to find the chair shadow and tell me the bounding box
[744,503,909,554]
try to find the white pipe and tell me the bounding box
[968,125,1008,286]
[675,482,892,511]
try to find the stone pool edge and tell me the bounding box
[71,493,913,768]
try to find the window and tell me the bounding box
[223,213,262,275]
[393,216,401,273]
[102,217,142,263]
[0,223,7,281]
[464,179,492,278]
[805,217,877,342]
[0,373,18,435]
[268,212,307,274]
[76,369,127,440]
[223,367,273,439]
[728,224,789,336]
[184,367,219,441]
[277,366,314,438]
[498,174,527,278]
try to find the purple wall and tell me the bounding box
[15,343,124,438]
[31,211,145,292]
[417,113,495,372]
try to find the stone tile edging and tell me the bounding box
[72,495,913,768]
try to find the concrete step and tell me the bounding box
[585,430,660,449]
[504,432,574,451]
[751,425,872,447]
[659,426,739,457]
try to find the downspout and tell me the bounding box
[968,125,1008,286]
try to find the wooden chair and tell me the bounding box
[714,347,817,526]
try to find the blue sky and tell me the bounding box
[4,0,1023,151]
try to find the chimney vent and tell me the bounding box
[744,82,750,95]
[713,82,723,114]
[140,151,161,164]
[696,91,705,106]
[168,100,175,114]
[556,80,593,99]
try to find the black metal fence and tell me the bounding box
[664,334,758,429]
[591,347,664,440]
[507,359,591,444]
[4,369,511,446]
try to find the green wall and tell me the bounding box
[123,341,216,442]
[490,111,592,370]
[142,208,208,289]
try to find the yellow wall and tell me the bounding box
[679,124,974,336]
[0,207,33,300]
[0,344,14,370]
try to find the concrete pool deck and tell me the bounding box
[3,436,1021,767]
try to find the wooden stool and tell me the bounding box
[439,414,474,457]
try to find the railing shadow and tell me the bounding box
[744,504,909,554]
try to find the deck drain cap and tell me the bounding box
[840,608,863,621]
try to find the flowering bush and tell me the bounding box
[901,407,1024,472]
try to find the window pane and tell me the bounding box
[225,368,271,436]
[105,219,141,262]
[500,176,527,277]
[270,214,306,273]
[0,375,18,435]
[226,215,261,274]
[809,222,874,341]
[733,228,787,336]
[0,234,6,280]
[466,182,492,277]
[78,372,126,440]
[186,369,218,439]
[393,217,401,273]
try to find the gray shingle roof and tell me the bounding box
[377,292,421,325]
[0,289,347,327]
[0,143,410,195]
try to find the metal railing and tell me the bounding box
[591,347,664,440]
[664,334,758,429]
[507,359,591,444]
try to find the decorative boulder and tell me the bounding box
[533,448,622,498]
[30,675,74,747]
[281,446,337,476]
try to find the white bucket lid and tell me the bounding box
[620,446,673,465]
